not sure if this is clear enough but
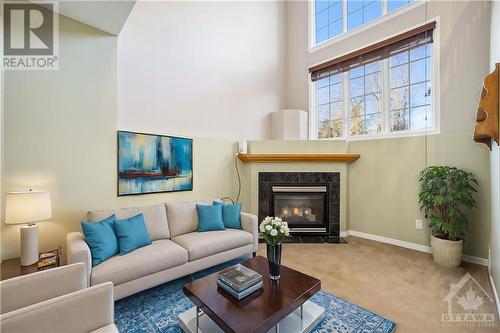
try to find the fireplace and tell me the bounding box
[272,186,327,233]
[258,172,341,241]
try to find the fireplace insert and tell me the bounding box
[272,186,328,233]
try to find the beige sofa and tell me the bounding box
[66,201,258,300]
[0,263,117,333]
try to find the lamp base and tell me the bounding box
[20,224,39,266]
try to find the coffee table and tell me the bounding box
[179,256,325,333]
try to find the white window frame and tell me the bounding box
[309,18,441,141]
[308,0,425,52]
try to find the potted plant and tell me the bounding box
[259,217,290,280]
[418,166,478,268]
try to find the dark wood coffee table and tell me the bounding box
[179,256,324,333]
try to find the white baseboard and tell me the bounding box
[490,274,500,318]
[344,230,489,266]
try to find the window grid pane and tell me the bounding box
[316,0,344,43]
[317,73,344,138]
[389,44,432,132]
[347,0,382,31]
[315,0,414,46]
[349,62,382,136]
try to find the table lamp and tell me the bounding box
[5,190,52,266]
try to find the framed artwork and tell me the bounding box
[117,131,193,196]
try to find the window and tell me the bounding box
[389,44,432,131]
[349,62,382,135]
[388,0,412,12]
[315,1,343,43]
[313,0,415,46]
[310,22,436,140]
[347,0,382,31]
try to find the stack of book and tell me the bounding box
[217,264,263,300]
[38,249,59,270]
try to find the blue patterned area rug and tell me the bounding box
[115,257,396,333]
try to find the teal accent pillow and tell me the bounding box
[114,214,152,255]
[213,201,241,229]
[81,214,118,267]
[196,204,225,232]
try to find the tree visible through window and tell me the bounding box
[310,22,436,140]
[317,73,343,138]
[390,44,432,131]
[349,62,382,135]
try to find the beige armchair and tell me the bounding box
[0,263,118,333]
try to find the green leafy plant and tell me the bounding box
[418,166,478,241]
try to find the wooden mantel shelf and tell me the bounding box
[237,153,360,163]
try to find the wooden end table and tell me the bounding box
[1,250,60,281]
[179,255,325,333]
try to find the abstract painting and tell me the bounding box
[117,131,193,196]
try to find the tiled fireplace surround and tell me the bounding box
[258,172,341,242]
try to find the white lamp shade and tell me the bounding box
[5,190,52,224]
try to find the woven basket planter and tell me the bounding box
[431,235,463,268]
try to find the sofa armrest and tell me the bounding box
[0,263,86,314]
[67,232,92,287]
[0,282,115,333]
[240,212,258,253]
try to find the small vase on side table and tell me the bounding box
[266,243,282,280]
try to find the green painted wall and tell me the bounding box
[245,130,490,259]
[349,130,490,259]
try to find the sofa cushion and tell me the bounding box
[166,202,198,237]
[114,214,151,255]
[87,204,170,240]
[91,240,188,286]
[196,204,225,232]
[213,201,242,229]
[172,229,252,261]
[81,215,119,267]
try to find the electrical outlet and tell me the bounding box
[416,219,423,229]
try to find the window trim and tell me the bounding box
[308,0,425,53]
[308,17,441,141]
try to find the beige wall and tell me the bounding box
[282,1,491,259]
[117,1,286,140]
[489,0,500,303]
[2,15,239,260]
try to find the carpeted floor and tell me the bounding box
[115,256,396,333]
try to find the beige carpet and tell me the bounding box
[257,236,499,333]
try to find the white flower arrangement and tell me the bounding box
[259,216,290,245]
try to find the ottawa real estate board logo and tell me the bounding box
[442,272,497,328]
[2,2,59,70]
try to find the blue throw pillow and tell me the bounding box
[196,204,225,232]
[213,201,241,229]
[114,214,152,255]
[81,214,119,267]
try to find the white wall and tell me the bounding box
[117,1,286,140]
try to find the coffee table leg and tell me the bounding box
[275,322,279,333]
[300,304,303,320]
[196,306,199,332]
